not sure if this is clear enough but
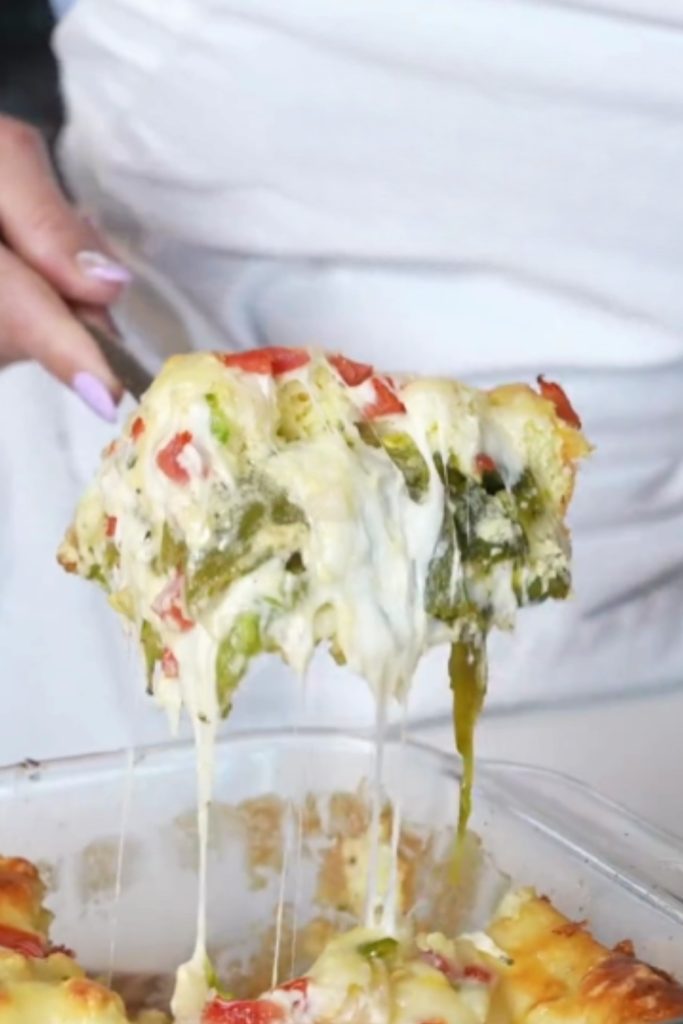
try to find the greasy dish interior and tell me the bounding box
[1,787,683,1024]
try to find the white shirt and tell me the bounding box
[2,0,682,766]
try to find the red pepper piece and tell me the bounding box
[0,924,46,959]
[475,454,497,475]
[202,999,284,1024]
[161,648,179,678]
[364,377,406,419]
[328,354,373,387]
[537,376,582,429]
[218,348,309,376]
[156,431,194,484]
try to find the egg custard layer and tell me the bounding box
[59,347,590,1016]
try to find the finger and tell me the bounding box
[0,241,122,419]
[0,116,131,306]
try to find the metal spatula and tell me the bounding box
[79,318,154,402]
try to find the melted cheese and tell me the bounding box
[59,348,589,1020]
[226,926,501,1024]
[60,351,587,714]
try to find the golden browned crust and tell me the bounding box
[0,975,130,1023]
[485,381,592,516]
[64,976,127,1014]
[56,526,79,574]
[0,858,50,938]
[579,952,683,1023]
[0,857,145,1022]
[488,889,683,1023]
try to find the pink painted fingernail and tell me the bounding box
[72,371,119,422]
[76,250,132,284]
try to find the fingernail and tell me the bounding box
[76,250,132,284]
[72,371,119,422]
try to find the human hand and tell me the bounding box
[0,115,131,420]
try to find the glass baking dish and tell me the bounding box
[1,728,682,1020]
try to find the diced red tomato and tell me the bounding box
[420,951,492,987]
[218,350,274,375]
[328,354,373,387]
[265,348,309,375]
[0,925,46,959]
[156,431,194,484]
[152,574,195,632]
[161,648,179,678]
[420,950,456,979]
[278,977,309,996]
[105,516,117,538]
[475,454,497,475]
[218,347,310,377]
[131,416,145,440]
[363,377,406,419]
[166,606,194,631]
[463,963,494,985]
[202,999,283,1024]
[537,376,582,430]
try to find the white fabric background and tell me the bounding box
[2,2,682,823]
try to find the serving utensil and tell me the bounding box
[79,318,153,402]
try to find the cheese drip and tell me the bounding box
[450,641,488,878]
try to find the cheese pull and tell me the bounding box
[58,347,589,831]
[58,346,590,1011]
[201,925,500,1024]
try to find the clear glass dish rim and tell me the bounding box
[1,724,680,840]
[2,726,682,1023]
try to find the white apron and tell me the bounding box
[2,0,683,765]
